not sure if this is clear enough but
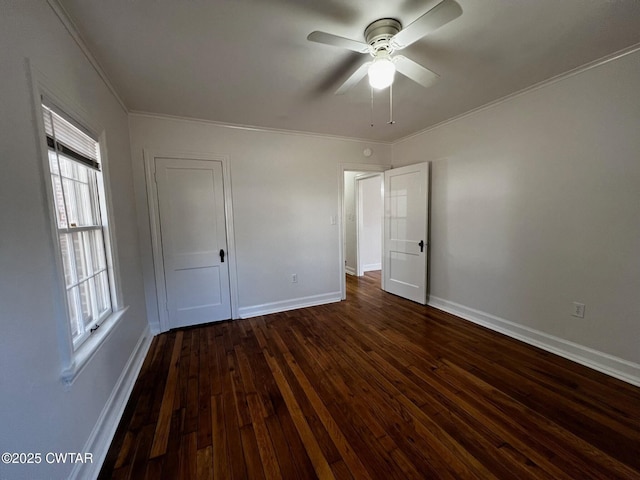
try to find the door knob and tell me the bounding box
[419,240,425,252]
[219,249,225,262]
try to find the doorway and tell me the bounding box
[339,164,388,299]
[339,162,430,304]
[145,151,239,332]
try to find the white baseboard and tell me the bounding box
[70,326,153,480]
[346,264,380,276]
[428,296,640,387]
[238,292,342,319]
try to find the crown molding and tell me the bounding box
[395,42,640,145]
[46,0,128,114]
[129,110,393,145]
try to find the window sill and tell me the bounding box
[60,306,129,389]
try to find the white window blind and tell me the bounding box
[43,107,99,167]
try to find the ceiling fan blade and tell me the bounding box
[392,0,462,49]
[394,56,439,88]
[335,61,371,95]
[307,31,370,54]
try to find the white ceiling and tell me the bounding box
[57,0,640,142]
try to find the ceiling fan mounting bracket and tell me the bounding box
[364,18,402,54]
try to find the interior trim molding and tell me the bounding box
[70,326,153,480]
[238,292,342,319]
[362,263,382,272]
[428,296,640,387]
[129,111,393,145]
[345,266,357,276]
[395,41,640,145]
[46,0,128,114]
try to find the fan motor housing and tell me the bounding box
[365,18,401,51]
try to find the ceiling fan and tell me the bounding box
[307,0,462,94]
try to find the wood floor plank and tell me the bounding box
[174,329,191,411]
[364,349,545,480]
[330,459,354,480]
[211,394,230,480]
[111,431,134,471]
[239,424,266,480]
[101,336,161,478]
[293,311,470,478]
[263,350,335,480]
[184,330,200,434]
[179,432,197,480]
[301,310,477,479]
[143,457,163,480]
[159,408,184,480]
[440,340,640,473]
[288,346,412,479]
[405,364,562,479]
[195,445,212,480]
[245,391,283,480]
[257,352,317,478]
[149,330,183,458]
[267,347,343,467]
[227,347,252,428]
[197,328,212,449]
[223,389,248,480]
[127,424,156,480]
[286,323,391,442]
[270,328,373,480]
[264,413,299,480]
[101,271,640,479]
[128,334,167,432]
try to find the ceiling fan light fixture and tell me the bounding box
[368,52,396,89]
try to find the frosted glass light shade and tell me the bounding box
[368,56,396,89]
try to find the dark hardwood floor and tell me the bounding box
[100,272,640,479]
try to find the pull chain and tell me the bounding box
[388,83,395,125]
[370,86,374,127]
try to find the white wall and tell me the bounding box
[359,175,383,272]
[393,49,640,377]
[343,171,360,274]
[0,2,148,478]
[129,115,391,329]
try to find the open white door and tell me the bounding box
[155,157,231,328]
[383,162,429,304]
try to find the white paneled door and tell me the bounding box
[155,157,231,329]
[383,162,429,304]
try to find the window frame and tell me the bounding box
[31,70,127,387]
[44,123,111,346]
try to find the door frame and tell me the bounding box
[144,149,239,332]
[355,173,383,277]
[338,163,390,300]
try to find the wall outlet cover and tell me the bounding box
[572,302,586,318]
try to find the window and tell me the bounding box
[42,103,112,348]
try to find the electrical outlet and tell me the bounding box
[572,302,585,318]
[291,273,298,283]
